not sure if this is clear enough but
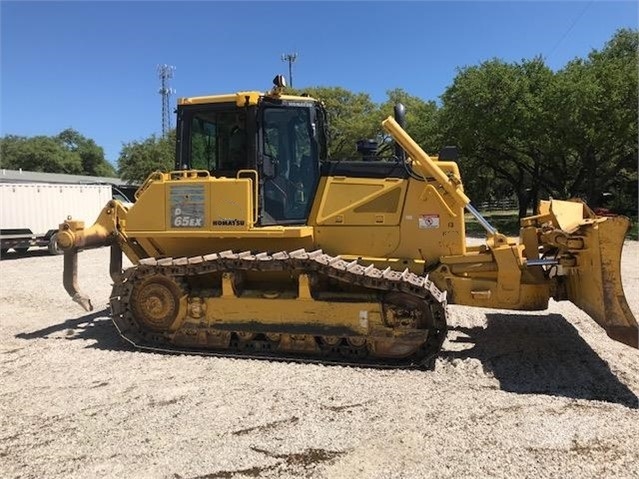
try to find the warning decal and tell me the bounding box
[419,214,440,229]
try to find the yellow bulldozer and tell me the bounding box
[56,75,637,368]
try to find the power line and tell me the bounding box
[157,64,176,137]
[281,52,298,87]
[547,1,593,62]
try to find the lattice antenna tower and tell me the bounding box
[281,53,298,87]
[157,64,176,137]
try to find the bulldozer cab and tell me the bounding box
[175,92,323,227]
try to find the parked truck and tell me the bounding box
[0,182,115,255]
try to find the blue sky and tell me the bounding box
[1,1,637,168]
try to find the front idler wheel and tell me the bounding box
[369,292,434,360]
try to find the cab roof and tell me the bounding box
[177,91,319,107]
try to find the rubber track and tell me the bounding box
[109,249,449,369]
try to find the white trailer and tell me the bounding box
[0,183,113,255]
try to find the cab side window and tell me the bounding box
[190,118,217,170]
[189,111,247,173]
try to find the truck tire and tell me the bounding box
[48,233,63,255]
[14,247,29,255]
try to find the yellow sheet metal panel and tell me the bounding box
[125,180,167,231]
[548,199,587,233]
[128,175,253,233]
[314,177,406,226]
[209,179,252,231]
[178,93,250,106]
[314,225,401,258]
[309,169,465,264]
[395,177,465,264]
[202,296,381,331]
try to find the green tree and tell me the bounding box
[440,29,638,217]
[440,57,555,217]
[290,86,379,158]
[57,128,116,177]
[0,134,83,173]
[117,131,176,184]
[547,28,638,214]
[0,129,115,176]
[378,88,441,155]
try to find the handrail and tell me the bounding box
[134,171,164,200]
[237,169,259,226]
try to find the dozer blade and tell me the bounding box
[560,212,638,348]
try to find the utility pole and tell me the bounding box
[157,64,176,137]
[280,52,298,87]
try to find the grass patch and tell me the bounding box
[465,210,521,237]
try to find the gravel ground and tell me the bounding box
[1,242,638,479]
